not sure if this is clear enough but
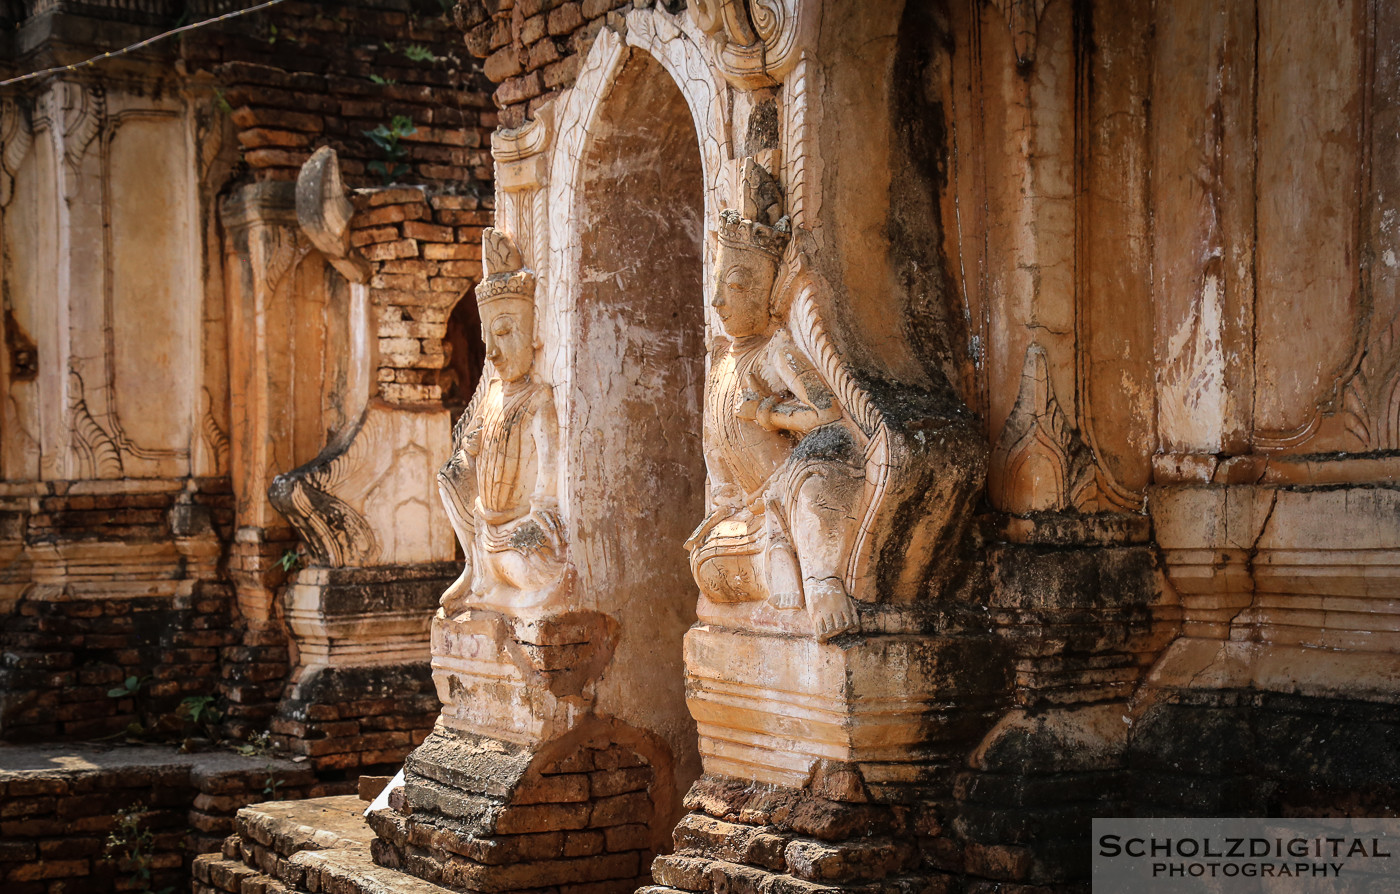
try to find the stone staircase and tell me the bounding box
[193,795,450,894]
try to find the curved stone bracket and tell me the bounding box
[296,146,371,283]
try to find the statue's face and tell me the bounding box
[712,242,776,339]
[482,301,534,382]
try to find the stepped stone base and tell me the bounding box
[647,775,947,894]
[194,795,454,894]
[368,726,661,894]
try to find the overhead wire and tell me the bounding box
[0,0,289,89]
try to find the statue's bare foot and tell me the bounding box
[770,589,803,610]
[439,569,474,616]
[805,578,858,642]
[767,545,803,610]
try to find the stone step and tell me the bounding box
[235,795,374,858]
[293,846,457,894]
[192,854,288,894]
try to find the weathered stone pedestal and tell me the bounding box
[949,515,1173,888]
[271,563,455,770]
[653,606,1003,894]
[367,604,669,893]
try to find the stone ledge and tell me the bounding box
[293,847,456,894]
[237,795,373,856]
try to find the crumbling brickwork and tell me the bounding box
[455,0,647,128]
[0,481,234,741]
[352,188,489,405]
[0,745,314,894]
[369,739,659,893]
[185,0,496,186]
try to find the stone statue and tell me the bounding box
[687,159,864,641]
[438,228,569,616]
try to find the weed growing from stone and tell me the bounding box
[106,804,173,894]
[364,115,417,185]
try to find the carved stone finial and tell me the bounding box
[718,159,790,260]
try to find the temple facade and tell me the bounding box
[3,0,1399,892]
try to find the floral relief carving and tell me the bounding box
[989,343,1097,514]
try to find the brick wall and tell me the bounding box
[0,481,235,742]
[0,745,315,894]
[455,0,649,128]
[368,739,659,893]
[187,0,497,187]
[352,186,488,406]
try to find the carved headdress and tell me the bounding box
[476,228,535,307]
[717,158,791,260]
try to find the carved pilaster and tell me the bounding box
[491,104,551,275]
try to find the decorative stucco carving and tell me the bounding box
[47,82,104,197]
[988,343,1097,514]
[0,99,32,208]
[491,105,551,276]
[200,387,230,477]
[690,159,978,641]
[689,0,805,88]
[268,413,382,568]
[438,228,572,617]
[779,55,820,228]
[69,371,123,478]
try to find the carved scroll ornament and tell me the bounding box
[689,0,804,88]
[437,228,572,617]
[296,146,371,283]
[0,99,32,208]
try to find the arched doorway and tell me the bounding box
[569,49,707,825]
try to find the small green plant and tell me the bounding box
[363,115,417,185]
[263,769,286,799]
[213,88,233,116]
[107,674,148,699]
[267,22,278,44]
[277,549,299,573]
[106,804,174,894]
[180,695,219,725]
[178,694,223,741]
[403,44,438,63]
[236,729,273,757]
[369,73,398,86]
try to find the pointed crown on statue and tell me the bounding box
[717,158,791,260]
[476,228,536,307]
